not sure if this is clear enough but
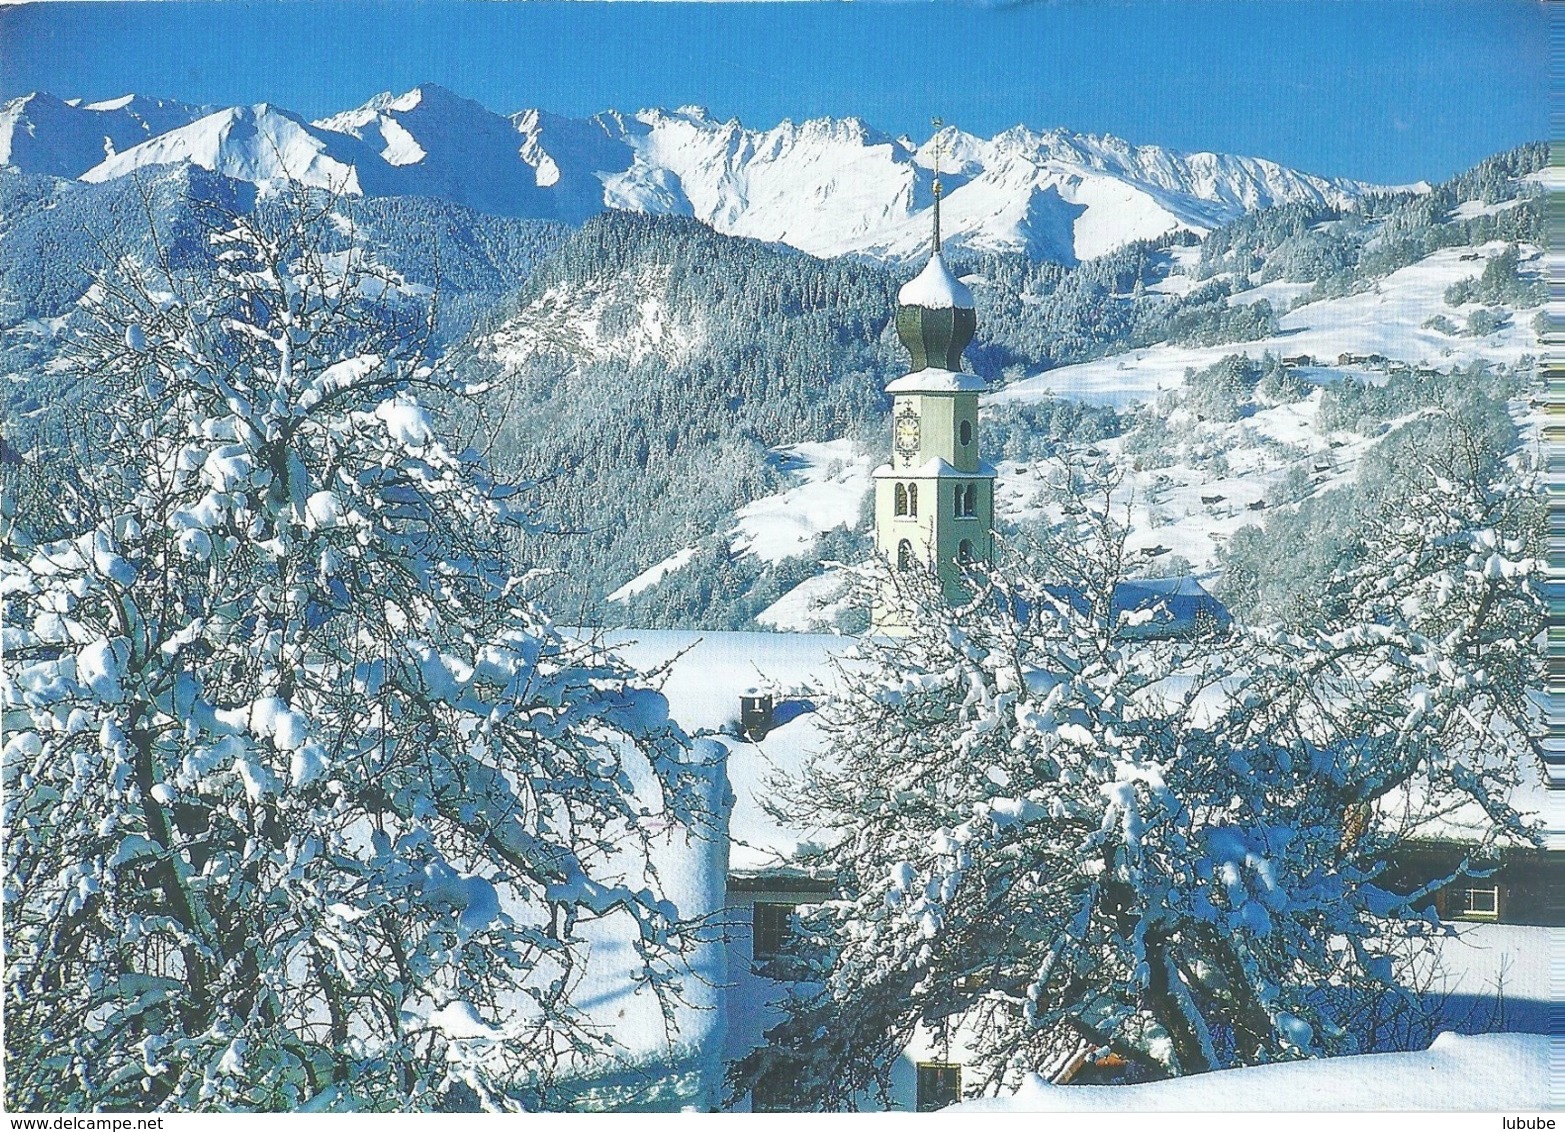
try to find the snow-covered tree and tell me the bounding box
[2,189,712,1112]
[730,449,1541,1109]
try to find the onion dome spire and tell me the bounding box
[895,118,976,372]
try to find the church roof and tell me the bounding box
[896,250,973,310]
[885,367,988,394]
[873,457,997,479]
[1032,575,1234,638]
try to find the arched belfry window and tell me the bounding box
[958,539,975,564]
[907,483,918,517]
[897,539,914,571]
[952,485,962,518]
[895,483,908,516]
[964,483,978,517]
[959,420,972,447]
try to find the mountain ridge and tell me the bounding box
[6,83,1389,264]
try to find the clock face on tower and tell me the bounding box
[894,406,921,461]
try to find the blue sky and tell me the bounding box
[0,0,1544,184]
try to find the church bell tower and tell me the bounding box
[871,159,994,632]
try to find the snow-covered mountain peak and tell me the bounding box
[370,85,442,114]
[671,104,716,122]
[0,90,206,178]
[914,125,987,174]
[315,83,510,150]
[82,94,137,113]
[80,103,386,197]
[12,87,1399,265]
[339,82,489,120]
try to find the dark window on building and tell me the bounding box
[964,483,978,517]
[916,1062,962,1112]
[897,539,914,571]
[1450,883,1502,920]
[907,483,918,517]
[895,482,908,516]
[753,902,796,960]
[958,538,974,564]
[959,420,972,446]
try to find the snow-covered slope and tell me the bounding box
[80,104,395,196]
[731,441,873,564]
[694,232,1541,628]
[315,84,555,217]
[993,240,1543,408]
[0,91,205,178]
[953,1031,1548,1111]
[597,110,921,256]
[596,439,869,625]
[21,85,1386,263]
[483,264,706,369]
[984,238,1543,569]
[868,125,1371,262]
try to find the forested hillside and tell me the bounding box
[449,213,904,622]
[0,142,1544,631]
[452,205,1330,622]
[0,165,567,456]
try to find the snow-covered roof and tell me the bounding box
[1027,576,1233,639]
[1395,749,1558,853]
[598,630,856,875]
[952,1032,1548,1112]
[885,367,988,394]
[1111,576,1234,636]
[873,456,997,479]
[897,252,974,310]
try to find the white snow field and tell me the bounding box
[951,1032,1548,1111]
[991,241,1542,408]
[731,440,874,564]
[600,440,871,608]
[755,569,854,632]
[606,547,700,604]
